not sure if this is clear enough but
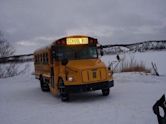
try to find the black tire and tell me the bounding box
[102,88,110,96]
[40,76,50,92]
[59,79,69,101]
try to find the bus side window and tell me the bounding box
[46,53,48,63]
[42,53,45,64]
[41,54,43,64]
[34,55,36,64]
[37,55,39,64]
[45,53,47,64]
[35,55,37,64]
[40,54,42,64]
[36,55,38,63]
[44,53,45,64]
[43,53,45,64]
[38,55,40,63]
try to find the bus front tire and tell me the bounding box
[59,79,69,101]
[102,88,110,96]
[40,77,50,92]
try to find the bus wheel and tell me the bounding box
[59,79,69,101]
[102,88,110,96]
[40,77,50,92]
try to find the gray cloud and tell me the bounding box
[0,0,166,54]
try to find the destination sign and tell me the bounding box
[66,37,88,45]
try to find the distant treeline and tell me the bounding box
[0,54,33,64]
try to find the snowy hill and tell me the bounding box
[0,51,166,124]
[104,40,166,54]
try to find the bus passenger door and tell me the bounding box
[49,48,59,96]
[50,66,54,88]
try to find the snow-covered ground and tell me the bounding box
[0,51,166,124]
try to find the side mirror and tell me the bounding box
[61,58,68,66]
[99,45,104,56]
[116,54,120,62]
[100,51,104,56]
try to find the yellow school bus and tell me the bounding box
[34,35,114,101]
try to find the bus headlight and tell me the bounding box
[108,71,113,77]
[68,76,73,82]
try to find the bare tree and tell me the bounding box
[0,31,15,57]
[0,31,18,78]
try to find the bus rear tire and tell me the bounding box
[59,79,69,101]
[102,88,110,96]
[40,76,50,92]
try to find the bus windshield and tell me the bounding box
[54,46,98,60]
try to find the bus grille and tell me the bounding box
[82,68,107,83]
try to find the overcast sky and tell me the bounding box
[0,0,166,54]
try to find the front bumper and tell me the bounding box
[65,80,114,93]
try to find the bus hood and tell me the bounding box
[66,59,108,83]
[66,59,106,70]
